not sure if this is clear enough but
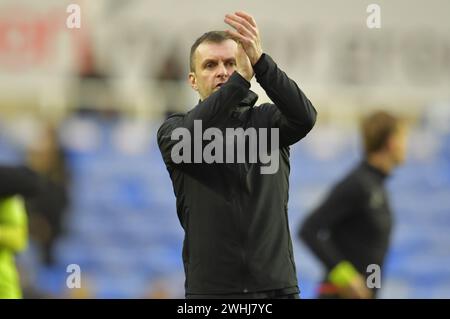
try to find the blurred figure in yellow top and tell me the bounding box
[0,196,28,298]
[0,165,40,299]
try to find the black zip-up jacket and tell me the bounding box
[157,54,317,296]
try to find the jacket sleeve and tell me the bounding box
[182,71,250,132]
[157,71,250,168]
[299,179,368,271]
[0,165,41,198]
[253,54,317,146]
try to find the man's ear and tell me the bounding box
[188,72,198,91]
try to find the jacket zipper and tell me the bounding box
[236,165,249,293]
[232,112,249,294]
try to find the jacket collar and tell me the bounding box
[362,160,389,182]
[230,91,258,121]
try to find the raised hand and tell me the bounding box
[224,11,263,66]
[235,41,254,82]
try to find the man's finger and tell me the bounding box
[225,29,249,44]
[224,16,254,39]
[225,14,257,36]
[235,11,257,28]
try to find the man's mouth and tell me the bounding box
[215,82,225,88]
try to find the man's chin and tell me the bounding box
[201,86,221,100]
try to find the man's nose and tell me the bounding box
[216,62,229,78]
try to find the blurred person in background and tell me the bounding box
[0,165,40,298]
[25,124,70,267]
[299,111,408,299]
[156,42,186,118]
[158,11,317,299]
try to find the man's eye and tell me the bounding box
[205,63,214,68]
[226,61,236,67]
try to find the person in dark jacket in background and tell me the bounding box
[25,124,70,267]
[299,111,408,299]
[157,11,317,299]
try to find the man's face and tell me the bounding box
[388,125,408,166]
[189,39,238,100]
